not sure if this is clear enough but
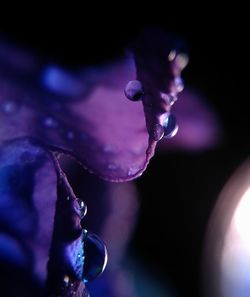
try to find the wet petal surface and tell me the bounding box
[0,30,188,181]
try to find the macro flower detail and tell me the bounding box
[0,28,220,296]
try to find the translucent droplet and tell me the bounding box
[77,198,87,218]
[163,113,179,138]
[1,100,18,114]
[43,116,58,128]
[124,80,144,101]
[82,230,108,283]
[151,123,164,141]
[160,92,177,106]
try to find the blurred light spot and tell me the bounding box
[42,66,86,96]
[234,187,250,248]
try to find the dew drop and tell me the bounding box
[77,198,87,218]
[163,113,179,139]
[43,116,58,128]
[124,80,144,101]
[82,229,108,283]
[160,92,177,106]
[1,100,18,114]
[151,123,164,141]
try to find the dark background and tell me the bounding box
[1,10,249,297]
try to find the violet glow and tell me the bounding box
[0,29,219,296]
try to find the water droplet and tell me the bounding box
[77,198,87,218]
[151,123,164,141]
[163,113,179,139]
[124,80,144,101]
[160,92,177,106]
[1,100,18,114]
[82,230,108,283]
[43,116,58,128]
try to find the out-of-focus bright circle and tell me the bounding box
[203,159,250,297]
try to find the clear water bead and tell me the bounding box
[124,80,144,101]
[82,230,108,283]
[163,113,179,138]
[77,199,87,218]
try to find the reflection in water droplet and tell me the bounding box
[77,198,87,218]
[163,113,179,139]
[160,92,177,106]
[82,229,108,283]
[43,116,58,128]
[151,123,164,141]
[124,80,144,101]
[1,100,18,114]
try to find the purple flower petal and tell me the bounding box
[0,138,92,296]
[157,88,221,151]
[0,29,187,181]
[0,138,57,283]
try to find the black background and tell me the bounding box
[1,9,249,297]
